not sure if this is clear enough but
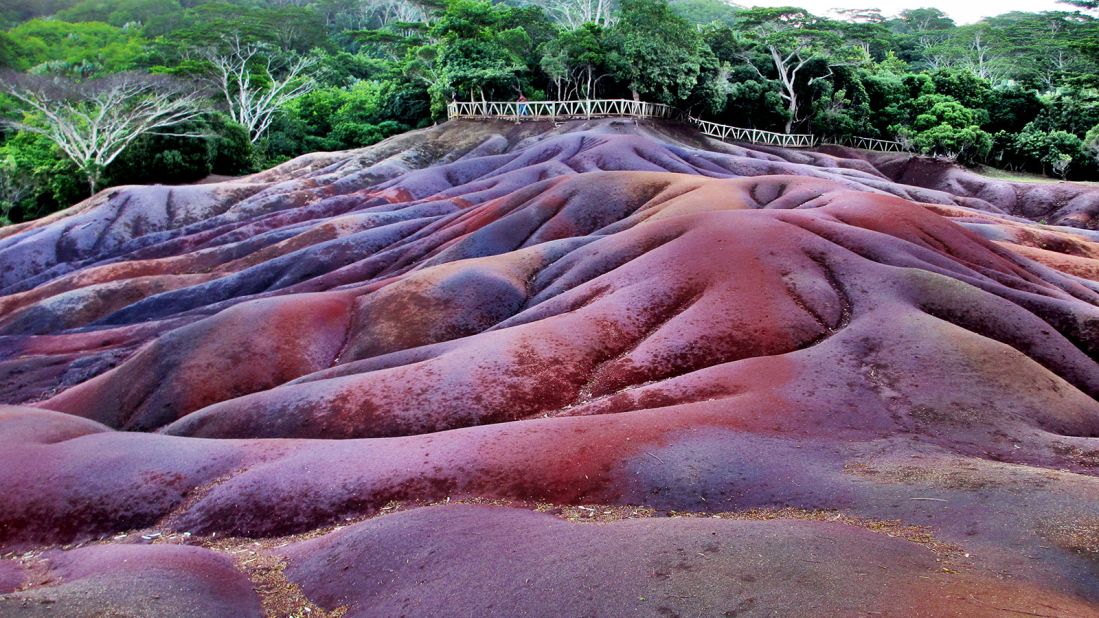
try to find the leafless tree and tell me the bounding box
[1038,48,1079,91]
[0,71,206,195]
[366,0,428,26]
[963,30,1005,83]
[204,39,317,144]
[521,0,617,30]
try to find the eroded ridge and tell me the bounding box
[1,119,1098,617]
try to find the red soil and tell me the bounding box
[0,118,1097,616]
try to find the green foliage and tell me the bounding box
[309,49,389,88]
[0,31,15,67]
[810,67,873,139]
[105,118,214,184]
[890,8,955,34]
[730,7,867,132]
[144,2,329,58]
[1086,123,1099,161]
[907,123,993,163]
[887,90,994,162]
[539,23,611,99]
[713,69,786,130]
[605,0,707,105]
[56,0,181,27]
[1031,88,1099,136]
[6,19,143,75]
[418,0,532,115]
[1004,123,1090,178]
[104,113,253,185]
[912,96,984,131]
[0,131,84,222]
[208,115,253,175]
[258,80,411,164]
[985,86,1043,134]
[669,0,737,26]
[930,68,991,110]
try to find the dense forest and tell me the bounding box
[1,0,1098,224]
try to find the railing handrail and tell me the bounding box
[445,98,908,152]
[687,115,815,148]
[819,135,907,151]
[446,99,682,120]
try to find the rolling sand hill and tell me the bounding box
[0,118,1098,617]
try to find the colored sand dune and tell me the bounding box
[1,118,1098,617]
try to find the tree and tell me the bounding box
[961,25,1005,82]
[540,23,611,99]
[0,130,84,223]
[893,8,955,33]
[0,70,205,194]
[930,68,992,111]
[55,0,182,27]
[1058,0,1098,10]
[734,8,863,133]
[259,80,409,162]
[521,0,616,30]
[985,85,1043,134]
[909,122,993,163]
[810,66,873,139]
[669,0,737,26]
[0,155,32,224]
[891,93,993,163]
[362,0,429,27]
[832,18,895,61]
[203,39,318,143]
[417,0,530,114]
[0,32,15,68]
[1086,123,1099,162]
[1031,87,1099,136]
[5,18,144,76]
[955,12,1099,90]
[831,8,886,24]
[104,113,255,185]
[605,0,708,105]
[888,8,956,69]
[1012,124,1088,177]
[145,3,330,57]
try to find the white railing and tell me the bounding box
[446,99,681,121]
[446,98,908,152]
[688,116,815,149]
[821,135,907,152]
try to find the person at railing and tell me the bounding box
[517,93,529,117]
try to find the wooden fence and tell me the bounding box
[446,99,907,152]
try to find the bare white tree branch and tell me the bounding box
[519,0,616,30]
[0,71,206,195]
[203,38,317,144]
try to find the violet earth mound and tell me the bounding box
[0,118,1098,617]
